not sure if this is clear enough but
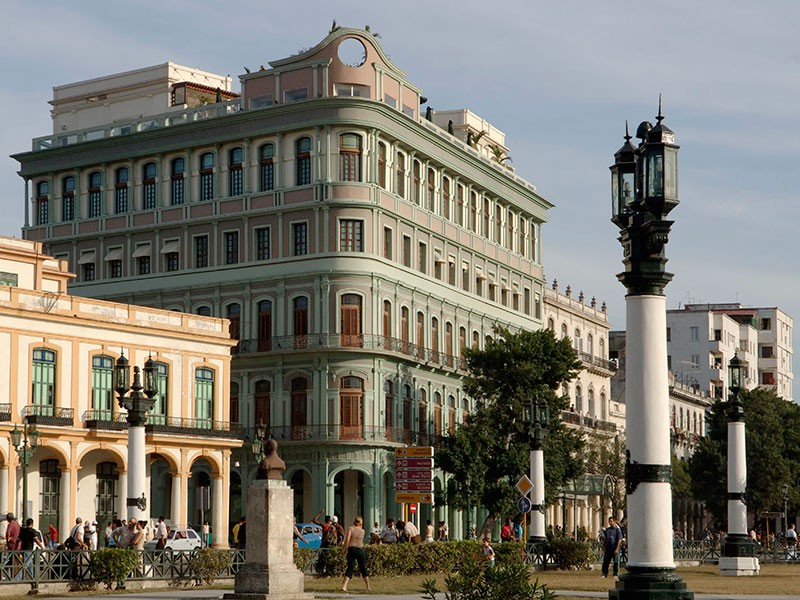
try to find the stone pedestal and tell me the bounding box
[719,556,760,576]
[224,479,313,600]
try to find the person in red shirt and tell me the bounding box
[5,513,20,551]
[500,517,514,543]
[48,522,58,549]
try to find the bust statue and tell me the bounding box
[256,438,286,480]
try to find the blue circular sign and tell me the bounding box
[517,496,532,514]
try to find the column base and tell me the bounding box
[718,556,760,576]
[527,535,548,554]
[609,567,694,600]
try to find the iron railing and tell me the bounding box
[83,410,128,430]
[267,425,440,446]
[146,416,244,439]
[234,334,465,370]
[21,406,74,426]
[0,403,10,421]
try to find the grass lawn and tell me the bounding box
[303,563,800,596]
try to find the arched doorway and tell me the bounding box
[96,461,119,532]
[334,470,365,525]
[189,459,212,529]
[38,459,61,537]
[149,455,172,521]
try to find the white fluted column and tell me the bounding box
[212,475,224,547]
[529,449,545,545]
[170,474,182,526]
[127,425,148,522]
[59,469,71,538]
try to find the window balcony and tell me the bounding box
[578,352,618,375]
[145,416,244,439]
[235,334,463,371]
[84,410,128,430]
[0,404,11,421]
[21,405,74,426]
[265,425,441,446]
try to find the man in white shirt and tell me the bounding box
[786,523,798,558]
[156,516,169,550]
[403,519,420,544]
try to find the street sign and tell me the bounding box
[396,493,433,504]
[409,503,418,513]
[395,457,434,469]
[396,480,435,492]
[395,447,434,458]
[516,475,534,496]
[517,496,532,514]
[396,469,434,480]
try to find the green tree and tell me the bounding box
[437,327,584,533]
[583,432,626,518]
[688,388,800,526]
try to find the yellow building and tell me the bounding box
[0,236,238,545]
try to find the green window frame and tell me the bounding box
[32,348,56,415]
[91,356,114,419]
[195,367,214,428]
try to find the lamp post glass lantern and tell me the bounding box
[11,421,40,522]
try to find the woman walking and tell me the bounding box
[341,516,371,593]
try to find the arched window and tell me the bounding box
[229,147,243,196]
[260,143,275,191]
[587,333,594,357]
[227,303,241,340]
[416,311,425,358]
[445,322,453,367]
[401,307,409,352]
[418,389,428,437]
[472,330,479,350]
[196,305,212,317]
[293,296,309,347]
[341,294,362,347]
[115,167,129,214]
[230,381,240,424]
[426,167,435,211]
[339,134,362,181]
[396,152,406,198]
[433,391,442,436]
[574,328,583,352]
[456,184,465,226]
[36,181,49,225]
[195,367,215,428]
[199,152,215,201]
[88,171,103,218]
[151,362,168,425]
[600,391,607,420]
[340,376,364,440]
[32,348,56,413]
[384,380,394,434]
[291,377,307,439]
[431,317,439,363]
[575,385,583,414]
[377,142,387,189]
[442,176,451,219]
[588,388,595,419]
[296,137,312,186]
[561,323,568,340]
[448,395,456,434]
[258,300,273,351]
[91,355,114,419]
[402,384,413,442]
[254,380,270,429]
[547,318,555,331]
[412,160,421,205]
[171,157,185,205]
[143,162,157,209]
[39,459,61,529]
[599,338,606,359]
[62,176,75,221]
[383,300,392,347]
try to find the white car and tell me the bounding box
[143,527,202,551]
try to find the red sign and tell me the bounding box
[396,469,434,481]
[396,480,435,492]
[395,457,434,469]
[409,504,418,513]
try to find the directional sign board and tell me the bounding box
[396,480,435,492]
[396,469,434,480]
[395,447,434,457]
[516,475,534,496]
[517,496,532,514]
[395,493,433,504]
[395,457,434,469]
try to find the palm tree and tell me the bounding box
[466,130,486,148]
[489,144,512,166]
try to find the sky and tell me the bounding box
[1,1,798,393]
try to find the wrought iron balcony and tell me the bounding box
[578,352,618,373]
[21,405,74,426]
[264,424,441,446]
[561,410,617,432]
[83,410,128,430]
[234,334,464,370]
[0,404,11,421]
[146,416,244,439]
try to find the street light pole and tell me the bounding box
[528,397,549,551]
[10,421,40,522]
[609,101,692,600]
[719,355,759,575]
[114,352,157,523]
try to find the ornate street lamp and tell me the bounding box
[114,352,157,521]
[719,354,759,575]
[609,100,693,600]
[528,396,549,551]
[11,421,40,522]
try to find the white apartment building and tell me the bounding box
[667,304,793,403]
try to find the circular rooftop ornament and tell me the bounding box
[338,38,367,67]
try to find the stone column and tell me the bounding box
[170,473,182,525]
[117,470,128,518]
[59,469,72,538]
[528,448,546,548]
[0,465,8,515]
[212,474,224,548]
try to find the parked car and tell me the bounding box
[295,523,322,549]
[143,527,202,551]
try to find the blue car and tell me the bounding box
[295,523,323,549]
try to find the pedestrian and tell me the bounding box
[425,519,435,542]
[19,518,44,580]
[601,516,623,578]
[381,518,398,544]
[482,537,495,566]
[202,521,211,547]
[370,521,382,544]
[48,521,58,550]
[340,516,371,593]
[86,520,99,550]
[6,513,20,551]
[501,517,514,542]
[237,516,247,549]
[232,516,244,548]
[156,516,168,550]
[403,518,421,544]
[331,515,345,545]
[437,520,449,542]
[786,523,798,559]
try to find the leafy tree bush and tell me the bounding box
[420,555,557,600]
[189,548,233,585]
[89,548,138,590]
[547,538,592,570]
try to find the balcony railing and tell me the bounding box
[267,424,440,446]
[578,352,618,373]
[561,410,617,432]
[83,410,128,430]
[235,334,465,369]
[146,416,244,439]
[0,404,10,421]
[21,405,74,426]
